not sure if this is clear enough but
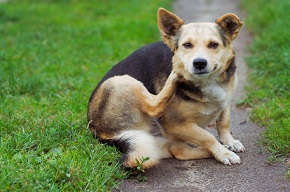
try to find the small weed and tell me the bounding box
[126,157,150,183]
[136,156,150,173]
[133,174,149,183]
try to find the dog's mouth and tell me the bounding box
[195,71,209,75]
[194,70,210,76]
[193,64,218,76]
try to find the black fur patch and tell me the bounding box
[176,89,195,101]
[99,138,131,154]
[88,42,173,97]
[99,138,131,166]
[161,16,181,36]
[223,18,239,36]
[224,56,236,83]
[176,80,202,101]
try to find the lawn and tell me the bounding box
[241,0,290,175]
[0,0,171,191]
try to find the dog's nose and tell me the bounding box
[193,58,207,70]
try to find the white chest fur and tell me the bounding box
[202,83,227,101]
[199,82,232,115]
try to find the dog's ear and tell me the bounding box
[158,8,184,50]
[215,13,243,41]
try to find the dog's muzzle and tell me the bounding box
[193,58,208,75]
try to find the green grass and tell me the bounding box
[0,0,171,191]
[240,0,290,166]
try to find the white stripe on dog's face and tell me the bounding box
[176,22,232,78]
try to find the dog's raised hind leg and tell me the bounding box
[138,71,179,118]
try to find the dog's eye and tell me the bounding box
[182,42,193,49]
[208,42,219,49]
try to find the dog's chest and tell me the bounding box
[177,80,230,105]
[202,84,228,104]
[175,81,231,117]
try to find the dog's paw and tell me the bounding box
[211,145,241,165]
[223,140,245,153]
[219,151,241,165]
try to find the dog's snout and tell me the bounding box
[193,58,207,70]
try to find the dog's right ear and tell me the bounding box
[158,8,184,50]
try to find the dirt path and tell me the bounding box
[119,0,290,191]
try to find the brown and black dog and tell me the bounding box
[88,8,245,169]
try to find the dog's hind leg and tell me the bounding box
[138,71,179,118]
[217,105,245,152]
[169,141,211,160]
[89,72,178,169]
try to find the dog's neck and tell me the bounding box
[175,71,236,104]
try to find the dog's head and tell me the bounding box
[158,8,243,81]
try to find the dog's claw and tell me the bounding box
[221,139,245,153]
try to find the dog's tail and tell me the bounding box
[113,130,170,169]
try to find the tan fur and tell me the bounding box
[88,8,245,168]
[88,71,179,136]
[169,142,211,160]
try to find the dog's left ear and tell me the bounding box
[158,8,184,50]
[215,13,243,41]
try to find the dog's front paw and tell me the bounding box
[223,139,245,153]
[219,133,245,153]
[219,151,241,165]
[211,145,241,165]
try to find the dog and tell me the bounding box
[88,8,245,169]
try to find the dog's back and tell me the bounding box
[89,41,173,102]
